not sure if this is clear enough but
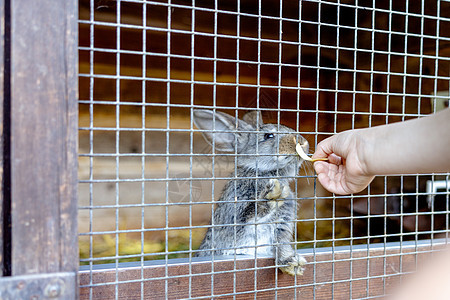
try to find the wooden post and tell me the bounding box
[3,0,78,279]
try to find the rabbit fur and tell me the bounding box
[193,109,308,276]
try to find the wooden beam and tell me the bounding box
[8,0,78,276]
[79,242,447,299]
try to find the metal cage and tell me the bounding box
[78,0,450,298]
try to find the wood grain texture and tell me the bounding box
[9,0,78,275]
[79,243,446,299]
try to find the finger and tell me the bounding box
[317,172,343,195]
[317,163,350,194]
[328,153,342,165]
[314,160,342,178]
[316,163,338,185]
[313,161,327,174]
[317,172,332,190]
[314,154,342,175]
[312,136,335,159]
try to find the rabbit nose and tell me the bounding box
[279,134,298,154]
[290,135,309,155]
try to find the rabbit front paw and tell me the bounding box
[279,254,307,276]
[264,179,290,200]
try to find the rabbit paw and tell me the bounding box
[279,254,307,276]
[264,179,290,200]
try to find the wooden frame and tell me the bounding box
[0,0,78,297]
[79,241,447,299]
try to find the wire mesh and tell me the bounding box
[78,0,450,299]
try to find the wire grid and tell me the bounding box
[78,0,450,299]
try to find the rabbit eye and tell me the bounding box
[264,133,274,140]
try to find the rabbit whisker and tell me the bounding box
[304,156,318,185]
[301,163,311,185]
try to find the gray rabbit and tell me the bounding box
[193,109,308,276]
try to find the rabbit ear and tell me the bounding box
[243,111,263,128]
[193,109,253,152]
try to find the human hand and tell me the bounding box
[312,129,375,195]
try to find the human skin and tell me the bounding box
[386,247,450,300]
[312,108,450,195]
[311,108,450,299]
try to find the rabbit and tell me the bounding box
[193,109,309,276]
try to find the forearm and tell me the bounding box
[359,108,450,176]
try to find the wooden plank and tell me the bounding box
[9,0,78,275]
[0,272,76,299]
[79,243,446,299]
